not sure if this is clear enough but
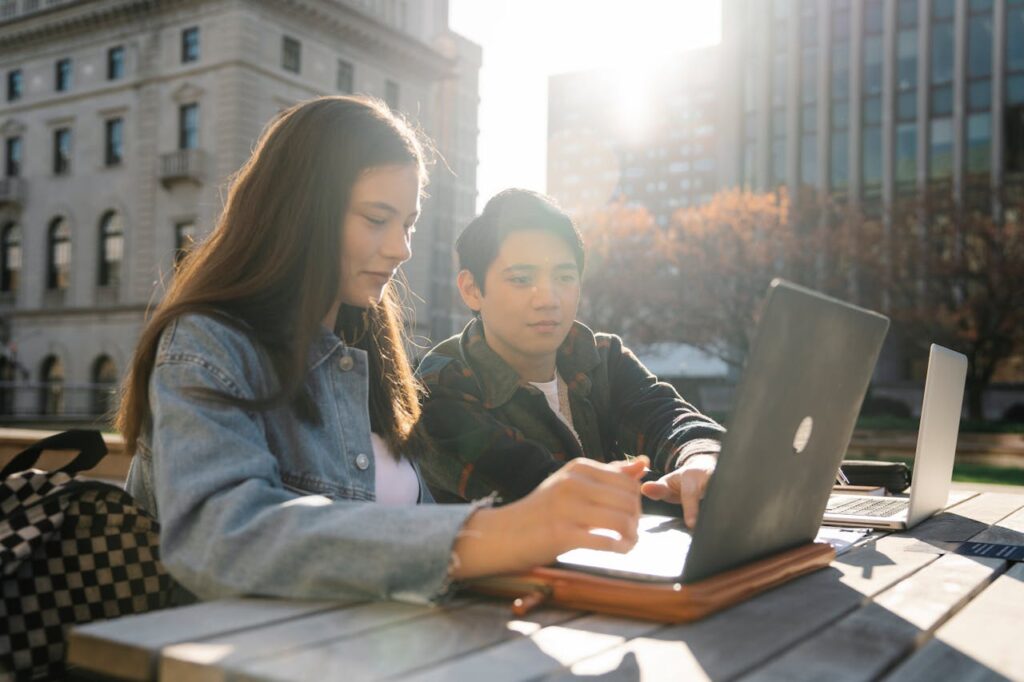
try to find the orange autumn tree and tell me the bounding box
[842,196,1024,420]
[662,189,815,368]
[576,200,678,342]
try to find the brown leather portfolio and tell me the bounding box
[466,541,835,623]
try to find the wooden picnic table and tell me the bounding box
[67,490,1024,681]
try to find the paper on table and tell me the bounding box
[815,525,872,555]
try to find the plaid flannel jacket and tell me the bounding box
[416,319,725,503]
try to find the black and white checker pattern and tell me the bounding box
[1,474,174,680]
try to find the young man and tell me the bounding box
[417,189,724,527]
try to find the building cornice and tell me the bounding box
[255,0,456,80]
[2,0,458,81]
[0,0,167,49]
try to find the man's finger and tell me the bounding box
[679,473,704,528]
[640,479,679,502]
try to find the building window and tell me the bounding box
[337,59,354,93]
[182,26,200,63]
[895,0,918,191]
[896,122,917,186]
[4,136,21,177]
[91,355,118,416]
[929,2,955,180]
[769,0,789,187]
[0,223,20,293]
[799,0,818,187]
[861,0,884,195]
[929,118,954,179]
[55,58,72,92]
[108,45,124,80]
[174,221,196,266]
[47,217,71,290]
[53,128,71,175]
[830,0,851,192]
[6,69,21,101]
[282,36,301,73]
[39,355,64,416]
[98,210,123,287]
[385,80,399,110]
[1004,0,1024,174]
[967,113,992,175]
[965,1,993,180]
[179,103,198,150]
[105,118,124,167]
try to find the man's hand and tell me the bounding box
[640,453,717,528]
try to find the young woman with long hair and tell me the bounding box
[118,96,646,602]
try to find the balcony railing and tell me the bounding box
[159,148,206,187]
[0,177,27,208]
[0,381,118,423]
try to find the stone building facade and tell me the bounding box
[0,0,480,422]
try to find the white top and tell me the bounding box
[370,432,419,505]
[529,376,561,415]
[528,374,580,446]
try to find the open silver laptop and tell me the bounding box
[823,344,967,530]
[556,279,889,584]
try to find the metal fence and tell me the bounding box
[0,381,118,424]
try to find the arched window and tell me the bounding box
[98,211,123,287]
[0,357,14,415]
[1,223,20,293]
[47,217,71,290]
[39,355,64,416]
[91,355,118,416]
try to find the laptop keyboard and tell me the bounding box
[827,495,909,517]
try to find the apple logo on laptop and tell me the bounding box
[793,416,813,454]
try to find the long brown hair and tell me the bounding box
[117,96,431,458]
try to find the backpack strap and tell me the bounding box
[0,430,108,479]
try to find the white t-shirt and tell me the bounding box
[370,432,419,505]
[528,375,579,443]
[528,376,561,415]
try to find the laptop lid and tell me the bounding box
[904,344,967,527]
[681,279,889,583]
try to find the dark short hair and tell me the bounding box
[455,189,585,293]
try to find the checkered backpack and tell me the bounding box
[0,430,174,680]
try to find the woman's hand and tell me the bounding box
[450,456,648,580]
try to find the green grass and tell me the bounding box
[708,412,1024,433]
[855,416,1024,433]
[852,454,1024,487]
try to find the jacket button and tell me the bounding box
[338,355,355,371]
[355,453,370,470]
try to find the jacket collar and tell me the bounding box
[307,324,353,371]
[459,318,600,409]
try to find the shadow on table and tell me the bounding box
[540,507,1023,681]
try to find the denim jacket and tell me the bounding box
[125,313,478,605]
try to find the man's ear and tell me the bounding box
[457,270,483,313]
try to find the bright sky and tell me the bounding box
[448,0,722,212]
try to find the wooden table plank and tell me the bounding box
[215,600,578,681]
[543,493,1020,682]
[727,493,1024,681]
[903,492,1024,543]
[159,600,467,682]
[67,598,353,681]
[401,613,663,682]
[736,554,1005,682]
[881,562,1024,682]
[539,537,936,681]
